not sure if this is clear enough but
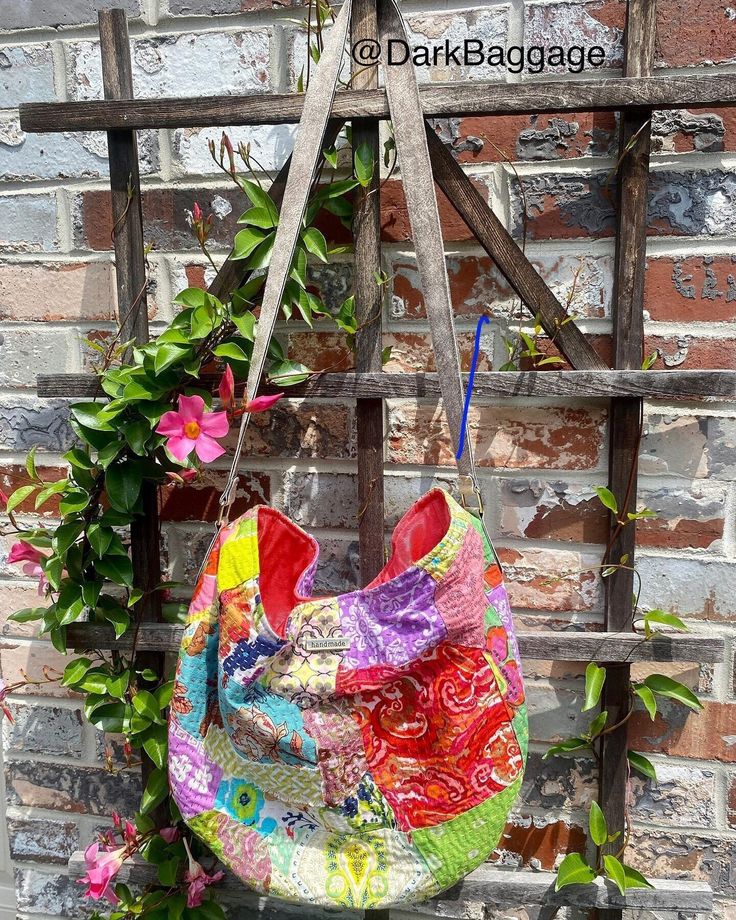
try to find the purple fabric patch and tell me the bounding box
[487,583,521,664]
[338,566,447,670]
[168,720,222,819]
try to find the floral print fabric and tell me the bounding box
[169,489,527,909]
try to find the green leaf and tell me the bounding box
[6,485,36,513]
[628,750,657,782]
[102,606,131,639]
[87,701,128,733]
[301,227,328,262]
[7,606,47,624]
[583,662,606,712]
[82,580,102,608]
[64,448,96,470]
[232,227,267,261]
[213,340,250,363]
[26,446,38,481]
[245,233,275,270]
[240,179,279,224]
[61,657,92,687]
[643,609,688,633]
[35,479,70,510]
[106,462,143,513]
[71,402,117,432]
[335,295,357,334]
[133,689,163,723]
[643,674,702,711]
[231,310,256,341]
[621,863,654,891]
[603,855,627,896]
[634,684,657,720]
[237,206,277,229]
[173,288,207,308]
[140,767,169,815]
[87,524,114,559]
[268,360,310,386]
[543,737,590,759]
[354,141,374,186]
[107,669,130,702]
[588,801,608,847]
[155,680,175,710]
[49,626,67,654]
[594,486,618,514]
[95,553,134,588]
[586,710,608,739]
[555,852,596,891]
[142,728,168,770]
[124,419,152,456]
[154,342,191,375]
[52,521,85,556]
[58,490,89,515]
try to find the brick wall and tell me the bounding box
[1,0,735,918]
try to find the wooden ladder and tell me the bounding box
[18,0,736,915]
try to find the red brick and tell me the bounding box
[728,775,736,829]
[225,402,354,460]
[644,335,736,370]
[495,816,587,870]
[454,112,616,163]
[645,255,736,323]
[159,469,269,522]
[388,404,606,469]
[0,465,67,517]
[0,261,117,322]
[655,0,736,66]
[379,178,490,243]
[629,701,736,763]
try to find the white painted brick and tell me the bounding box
[172,124,296,176]
[0,194,57,253]
[523,1,623,72]
[0,326,82,387]
[68,31,272,102]
[637,553,736,622]
[0,44,55,106]
[0,115,159,181]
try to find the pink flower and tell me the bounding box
[183,838,224,908]
[218,365,235,410]
[165,468,198,486]
[245,393,283,414]
[156,395,229,464]
[123,821,137,845]
[78,843,125,905]
[160,826,180,843]
[8,541,48,595]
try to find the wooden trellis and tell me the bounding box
[16,0,736,915]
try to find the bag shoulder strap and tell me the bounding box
[219,0,488,536]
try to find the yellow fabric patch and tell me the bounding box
[218,516,259,591]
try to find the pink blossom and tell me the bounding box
[165,468,198,486]
[0,489,8,508]
[78,843,125,905]
[160,826,180,843]
[245,393,283,414]
[218,365,235,410]
[123,821,137,844]
[8,540,48,595]
[156,395,229,464]
[183,838,224,908]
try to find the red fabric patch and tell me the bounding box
[351,643,516,831]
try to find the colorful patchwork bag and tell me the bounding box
[168,0,527,907]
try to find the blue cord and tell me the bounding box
[455,314,490,460]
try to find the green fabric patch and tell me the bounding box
[411,776,522,892]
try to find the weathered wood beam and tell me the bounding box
[49,623,724,663]
[599,0,657,907]
[425,124,606,372]
[65,853,713,912]
[352,0,385,586]
[37,369,736,401]
[20,73,736,133]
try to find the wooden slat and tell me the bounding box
[352,0,385,586]
[98,8,165,827]
[426,125,607,373]
[37,369,736,400]
[65,853,713,912]
[599,0,657,902]
[20,73,736,133]
[51,623,724,662]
